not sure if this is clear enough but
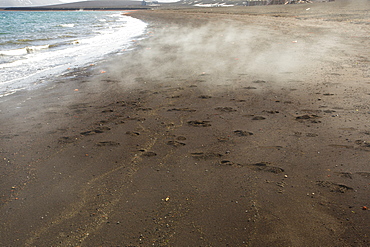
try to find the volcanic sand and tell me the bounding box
[0,1,369,246]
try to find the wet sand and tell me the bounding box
[1,1,369,246]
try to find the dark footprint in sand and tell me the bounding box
[296,115,322,123]
[167,108,196,112]
[249,162,284,174]
[295,114,320,120]
[139,150,157,157]
[306,133,318,137]
[328,144,353,149]
[293,132,302,137]
[217,137,230,142]
[191,152,223,160]
[252,116,266,120]
[253,80,267,84]
[218,160,238,166]
[102,109,114,113]
[97,141,120,147]
[335,172,353,179]
[263,110,279,114]
[234,130,253,136]
[243,86,257,89]
[167,140,186,147]
[80,130,98,136]
[316,181,353,193]
[170,95,180,99]
[80,126,111,136]
[126,131,140,136]
[198,95,212,99]
[187,120,211,127]
[355,140,370,148]
[215,107,236,112]
[323,110,336,113]
[97,120,109,124]
[58,136,78,144]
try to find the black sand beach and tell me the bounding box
[1,1,369,246]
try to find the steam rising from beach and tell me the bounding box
[107,19,341,91]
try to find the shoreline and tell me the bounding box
[0,11,148,99]
[1,2,369,246]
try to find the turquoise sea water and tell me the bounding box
[0,11,147,97]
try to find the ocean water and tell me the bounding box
[0,11,147,97]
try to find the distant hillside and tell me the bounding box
[0,0,66,7]
[48,0,146,8]
[1,0,150,9]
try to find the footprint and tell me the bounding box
[328,144,353,149]
[217,161,284,173]
[126,131,140,136]
[218,160,238,166]
[316,181,353,193]
[80,126,111,136]
[263,110,279,114]
[253,80,267,84]
[323,110,336,113]
[191,152,223,160]
[170,95,181,99]
[252,116,266,120]
[187,120,211,127]
[215,107,236,112]
[293,132,302,137]
[58,136,78,144]
[306,133,318,137]
[217,137,230,142]
[295,114,320,120]
[234,130,253,137]
[249,162,284,174]
[355,140,370,148]
[102,109,114,113]
[198,95,212,99]
[167,141,186,147]
[139,150,157,157]
[97,141,120,147]
[334,172,353,179]
[167,108,196,112]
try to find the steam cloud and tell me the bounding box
[107,19,340,92]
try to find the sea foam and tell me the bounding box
[0,12,147,98]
